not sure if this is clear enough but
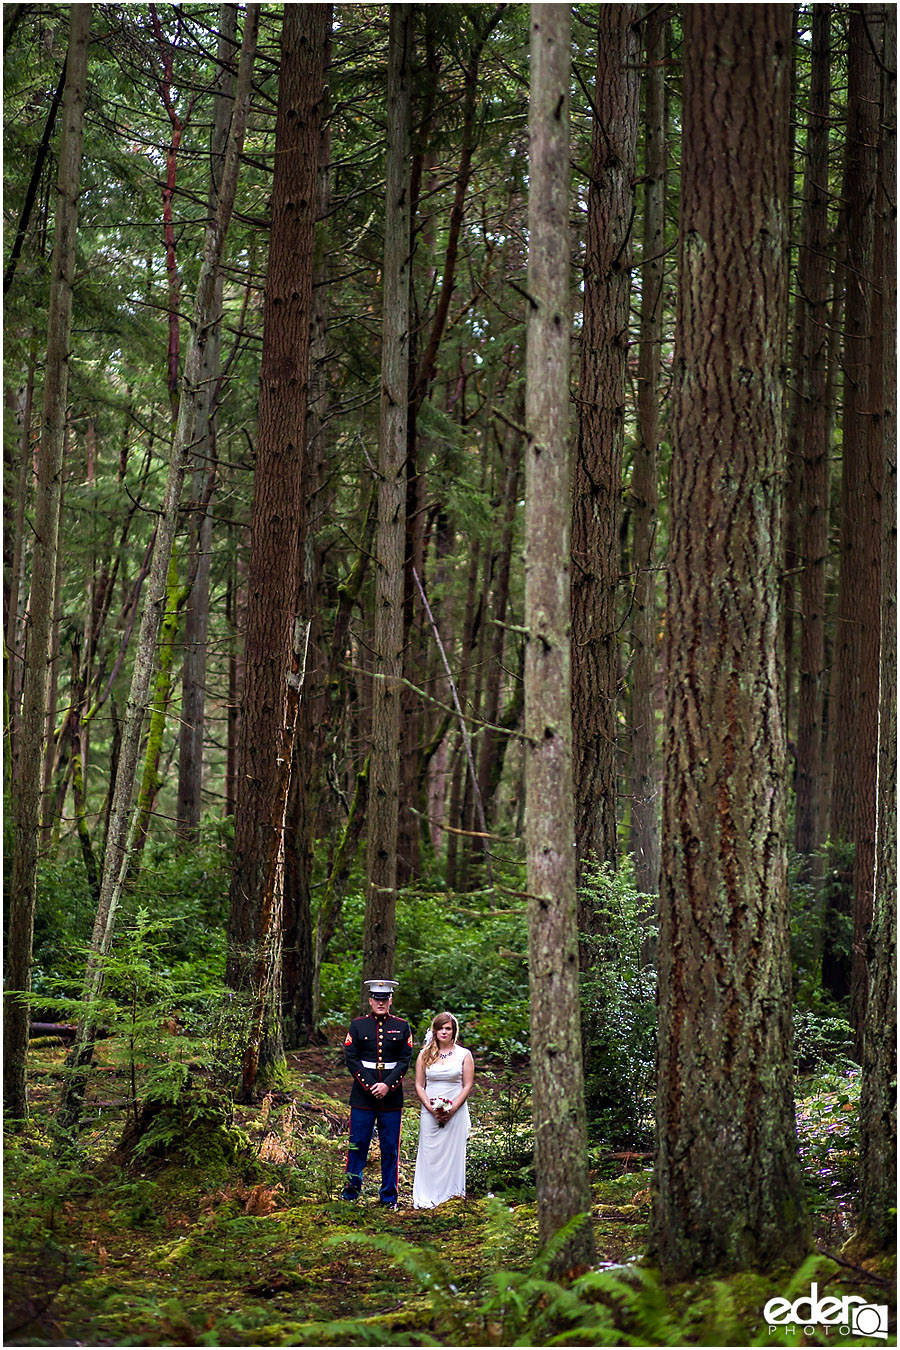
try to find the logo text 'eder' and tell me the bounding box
[763,1284,889,1339]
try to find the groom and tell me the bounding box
[341,978,413,1207]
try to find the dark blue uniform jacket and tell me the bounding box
[344,1013,413,1110]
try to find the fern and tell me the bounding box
[281,1223,851,1349]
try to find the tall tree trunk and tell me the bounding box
[793,5,832,874]
[425,507,454,857]
[307,499,374,1025]
[823,5,881,1012]
[572,3,641,883]
[849,4,884,1047]
[628,3,666,899]
[4,4,90,1123]
[781,21,803,754]
[225,4,326,1094]
[394,9,439,887]
[362,4,412,991]
[445,536,482,893]
[225,543,240,819]
[525,3,595,1275]
[177,3,239,843]
[397,450,425,886]
[650,5,810,1277]
[856,1,896,1248]
[283,4,334,1049]
[132,553,186,861]
[817,237,847,860]
[459,545,490,888]
[4,349,36,773]
[60,9,259,1127]
[40,478,65,849]
[477,419,523,830]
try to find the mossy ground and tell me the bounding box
[5,1040,895,1346]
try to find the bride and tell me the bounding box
[412,1011,475,1208]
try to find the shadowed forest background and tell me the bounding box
[3,2,896,1346]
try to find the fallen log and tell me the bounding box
[29,1022,77,1045]
[29,1023,110,1045]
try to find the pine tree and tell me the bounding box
[651,5,810,1276]
[362,3,412,991]
[525,2,595,1275]
[572,2,641,880]
[628,3,667,900]
[855,0,897,1252]
[225,4,328,1094]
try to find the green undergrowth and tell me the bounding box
[5,1042,895,1347]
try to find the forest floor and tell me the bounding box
[4,1038,896,1347]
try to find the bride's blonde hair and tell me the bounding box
[422,1011,459,1069]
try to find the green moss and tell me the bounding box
[7,1042,896,1347]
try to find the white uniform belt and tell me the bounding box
[362,1060,398,1070]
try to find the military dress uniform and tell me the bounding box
[342,980,413,1206]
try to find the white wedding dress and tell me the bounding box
[412,1044,471,1208]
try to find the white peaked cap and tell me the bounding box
[364,979,399,995]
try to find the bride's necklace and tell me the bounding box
[438,1047,453,1060]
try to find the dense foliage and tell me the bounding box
[3,2,895,1339]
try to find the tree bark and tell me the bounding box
[60,7,259,1127]
[283,7,334,1048]
[132,552,186,861]
[823,5,881,1012]
[425,506,454,858]
[445,534,482,893]
[572,3,641,883]
[628,4,666,899]
[650,5,810,1277]
[793,5,832,872]
[39,481,65,849]
[525,3,595,1274]
[225,545,240,819]
[849,3,884,1046]
[224,3,326,1091]
[4,350,36,774]
[362,4,412,991]
[856,0,896,1248]
[477,417,523,831]
[4,4,90,1123]
[817,235,847,861]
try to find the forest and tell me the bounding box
[3,2,897,1346]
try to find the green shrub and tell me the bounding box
[788,847,824,1001]
[29,817,232,1013]
[467,1038,535,1196]
[579,859,657,1149]
[31,908,247,1168]
[795,1066,861,1217]
[317,885,531,1047]
[793,1011,856,1074]
[30,857,97,1006]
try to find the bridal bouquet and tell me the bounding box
[430,1095,454,1126]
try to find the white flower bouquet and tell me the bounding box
[430,1095,454,1126]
